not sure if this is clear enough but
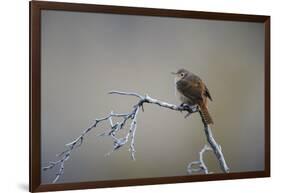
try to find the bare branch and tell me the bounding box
[43,90,229,183]
[108,90,144,100]
[187,145,213,174]
[42,109,135,183]
[204,125,229,172]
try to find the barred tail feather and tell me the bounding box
[199,104,214,125]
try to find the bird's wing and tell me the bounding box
[176,75,204,102]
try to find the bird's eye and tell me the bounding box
[181,73,184,77]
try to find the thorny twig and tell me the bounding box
[43,91,229,183]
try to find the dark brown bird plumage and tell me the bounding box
[173,68,214,125]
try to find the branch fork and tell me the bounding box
[43,90,229,183]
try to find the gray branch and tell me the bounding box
[187,144,213,174]
[42,90,229,183]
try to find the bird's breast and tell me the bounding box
[175,87,194,105]
[174,78,195,105]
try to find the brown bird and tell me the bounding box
[172,69,214,125]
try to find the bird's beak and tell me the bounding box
[171,72,177,75]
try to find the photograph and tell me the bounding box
[29,1,270,192]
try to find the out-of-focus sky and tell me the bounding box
[41,10,265,184]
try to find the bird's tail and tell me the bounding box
[199,104,214,125]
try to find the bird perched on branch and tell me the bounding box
[172,68,213,125]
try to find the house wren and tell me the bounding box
[172,68,214,125]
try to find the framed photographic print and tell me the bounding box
[30,1,270,192]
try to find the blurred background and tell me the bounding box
[41,10,265,184]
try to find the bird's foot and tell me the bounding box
[178,103,184,112]
[180,103,185,107]
[180,103,193,112]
